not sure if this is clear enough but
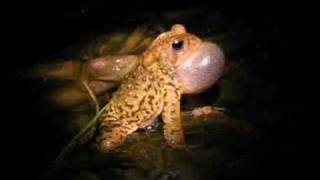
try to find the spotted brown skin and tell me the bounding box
[91,24,208,152]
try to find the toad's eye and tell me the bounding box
[172,39,184,51]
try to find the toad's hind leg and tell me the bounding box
[93,120,139,153]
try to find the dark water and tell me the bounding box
[4,1,308,180]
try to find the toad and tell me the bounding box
[92,24,225,151]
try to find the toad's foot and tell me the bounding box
[191,105,225,117]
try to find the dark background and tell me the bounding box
[3,0,310,179]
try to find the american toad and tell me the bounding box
[92,24,225,152]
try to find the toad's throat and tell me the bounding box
[176,42,225,94]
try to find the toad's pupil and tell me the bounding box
[172,39,184,50]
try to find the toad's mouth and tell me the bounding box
[176,42,225,94]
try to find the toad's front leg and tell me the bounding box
[162,89,186,149]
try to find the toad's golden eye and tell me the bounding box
[172,39,184,51]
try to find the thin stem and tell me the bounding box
[47,103,108,172]
[82,81,100,114]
